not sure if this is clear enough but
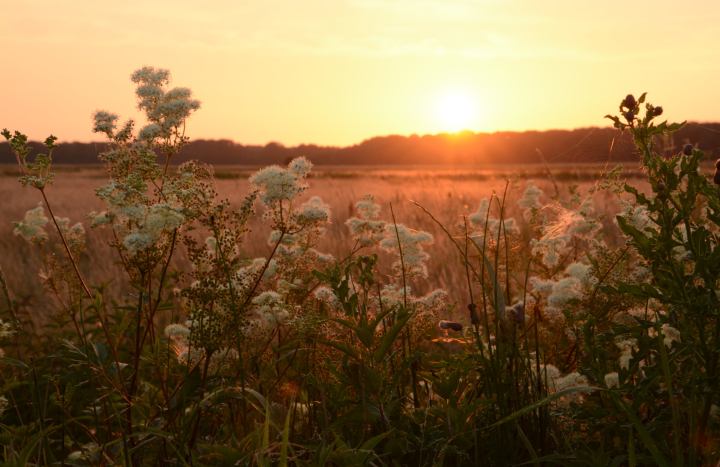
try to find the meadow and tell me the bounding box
[0,163,646,326]
[2,68,719,467]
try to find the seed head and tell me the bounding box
[622,94,636,109]
[683,144,693,156]
[438,320,463,332]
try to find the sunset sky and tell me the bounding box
[2,0,719,146]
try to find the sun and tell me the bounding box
[437,92,476,132]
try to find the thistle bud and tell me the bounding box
[438,320,463,332]
[622,94,636,109]
[656,183,665,192]
[654,106,663,116]
[714,159,720,185]
[624,111,635,122]
[683,144,693,156]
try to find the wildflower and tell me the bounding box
[547,277,582,309]
[605,372,619,388]
[565,262,596,288]
[622,94,636,109]
[92,110,119,137]
[346,195,387,247]
[519,180,543,221]
[253,292,289,328]
[530,235,568,268]
[293,196,331,228]
[250,157,311,211]
[13,203,49,245]
[87,211,113,229]
[683,144,693,156]
[624,111,635,122]
[438,320,463,332]
[123,203,184,254]
[164,323,191,344]
[380,224,433,278]
[661,324,681,347]
[506,301,526,325]
[654,106,663,116]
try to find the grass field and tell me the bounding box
[1,163,648,327]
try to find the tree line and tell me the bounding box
[2,123,719,166]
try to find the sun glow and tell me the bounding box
[437,92,477,132]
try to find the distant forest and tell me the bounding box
[2,123,720,166]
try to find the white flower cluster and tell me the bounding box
[250,157,312,214]
[292,196,331,232]
[55,217,86,252]
[617,199,650,231]
[252,291,290,329]
[374,285,448,340]
[346,195,387,247]
[380,224,433,278]
[0,320,16,339]
[534,364,589,407]
[130,66,201,143]
[529,261,597,328]
[468,198,519,242]
[124,203,185,254]
[13,203,49,245]
[519,180,544,220]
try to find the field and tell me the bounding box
[1,163,646,325]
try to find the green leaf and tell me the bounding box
[374,311,412,364]
[107,362,129,375]
[280,398,293,467]
[318,339,361,362]
[0,357,28,369]
[485,386,596,429]
[612,394,670,467]
[92,341,107,365]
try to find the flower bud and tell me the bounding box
[467,303,479,325]
[683,144,693,156]
[439,320,462,332]
[656,183,665,192]
[622,94,636,109]
[624,111,635,122]
[714,160,720,185]
[653,106,663,116]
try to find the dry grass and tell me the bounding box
[0,164,649,325]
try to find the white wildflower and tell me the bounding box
[605,372,619,388]
[380,224,433,278]
[250,158,311,209]
[548,277,583,309]
[346,195,387,247]
[13,203,49,245]
[92,110,119,136]
[253,292,288,328]
[164,324,191,344]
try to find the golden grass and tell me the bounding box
[0,164,649,326]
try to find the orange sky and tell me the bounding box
[2,0,719,146]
